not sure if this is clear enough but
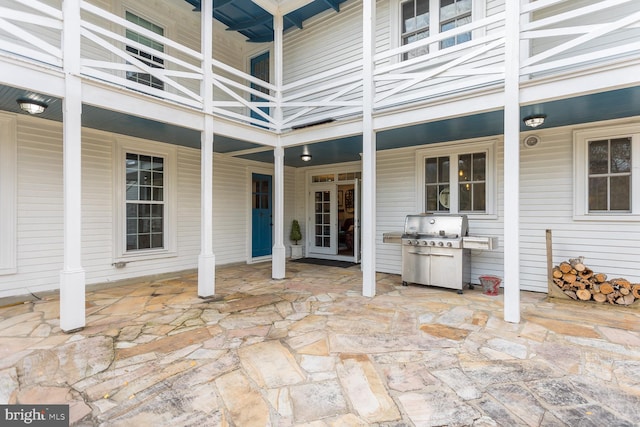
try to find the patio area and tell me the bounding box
[1,261,640,426]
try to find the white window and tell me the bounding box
[417,140,496,218]
[574,124,640,220]
[125,11,164,90]
[115,139,176,261]
[0,113,17,275]
[398,0,474,59]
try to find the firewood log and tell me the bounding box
[559,262,572,274]
[599,283,614,295]
[632,284,640,299]
[552,268,563,279]
[594,273,607,283]
[593,293,607,303]
[611,278,631,289]
[616,294,635,305]
[579,268,593,280]
[619,287,630,296]
[576,289,591,301]
[563,273,577,284]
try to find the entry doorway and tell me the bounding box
[307,176,360,263]
[251,173,272,258]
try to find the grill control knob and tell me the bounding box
[446,242,452,247]
[438,241,444,246]
[421,240,428,245]
[430,241,435,246]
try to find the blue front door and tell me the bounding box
[252,173,272,257]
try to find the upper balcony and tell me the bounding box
[1,0,639,136]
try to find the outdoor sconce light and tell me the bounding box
[523,114,546,128]
[17,98,48,115]
[300,153,312,162]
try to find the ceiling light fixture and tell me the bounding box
[17,98,48,115]
[300,153,312,162]
[523,114,546,128]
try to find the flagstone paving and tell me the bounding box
[1,261,640,426]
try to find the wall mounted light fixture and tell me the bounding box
[523,114,546,128]
[17,98,48,115]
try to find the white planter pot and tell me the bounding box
[290,244,303,259]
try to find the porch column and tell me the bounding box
[361,0,376,297]
[60,0,85,332]
[198,0,215,297]
[503,0,522,323]
[272,12,286,279]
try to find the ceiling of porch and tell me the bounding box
[2,84,640,168]
[182,0,348,42]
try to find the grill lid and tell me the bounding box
[403,214,468,239]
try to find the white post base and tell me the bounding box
[198,254,216,298]
[59,269,86,332]
[272,245,286,279]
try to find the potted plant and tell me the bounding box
[290,219,303,259]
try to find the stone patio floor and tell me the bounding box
[1,261,640,426]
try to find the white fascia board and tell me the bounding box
[81,81,203,131]
[213,117,279,147]
[280,118,363,147]
[520,59,640,106]
[0,58,65,97]
[252,0,315,15]
[373,90,505,133]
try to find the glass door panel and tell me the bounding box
[308,185,336,255]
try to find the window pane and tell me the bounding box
[610,176,630,211]
[426,185,438,211]
[126,185,138,200]
[473,153,486,181]
[589,140,609,174]
[473,183,486,211]
[611,137,631,173]
[438,185,450,211]
[425,158,438,183]
[438,157,450,182]
[588,177,607,211]
[458,154,471,182]
[459,183,471,211]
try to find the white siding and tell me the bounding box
[376,140,505,286]
[0,115,295,298]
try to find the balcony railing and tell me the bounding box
[1,0,639,132]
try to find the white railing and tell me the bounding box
[521,0,640,79]
[1,0,640,132]
[79,1,203,109]
[373,12,506,110]
[0,0,63,67]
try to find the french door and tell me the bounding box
[308,185,337,255]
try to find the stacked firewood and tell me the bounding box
[552,258,640,305]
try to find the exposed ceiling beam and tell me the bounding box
[321,0,340,12]
[284,12,304,29]
[225,13,272,31]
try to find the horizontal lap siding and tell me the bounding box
[520,122,640,291]
[1,115,283,298]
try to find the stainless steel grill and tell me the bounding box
[401,214,471,293]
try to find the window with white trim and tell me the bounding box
[125,11,165,90]
[115,139,176,260]
[399,0,473,59]
[0,113,17,275]
[574,125,640,220]
[417,140,495,217]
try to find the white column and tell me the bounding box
[272,13,286,279]
[361,0,376,297]
[60,0,85,332]
[198,0,215,297]
[503,0,522,323]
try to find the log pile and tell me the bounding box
[552,258,639,305]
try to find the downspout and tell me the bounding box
[198,0,215,297]
[272,12,286,279]
[361,0,376,297]
[503,0,522,323]
[60,0,86,332]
